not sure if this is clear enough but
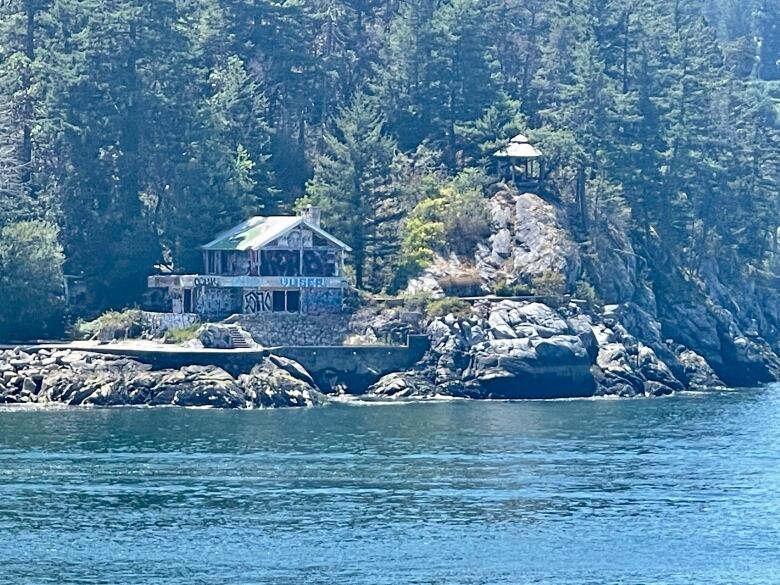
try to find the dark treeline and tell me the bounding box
[0,0,778,338]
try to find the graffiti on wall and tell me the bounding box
[243,290,273,314]
[141,312,199,336]
[268,228,313,249]
[195,287,236,317]
[302,288,343,315]
[302,249,338,276]
[260,250,300,276]
[193,276,218,287]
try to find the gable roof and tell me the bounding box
[201,216,352,252]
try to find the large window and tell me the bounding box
[260,250,301,276]
[302,249,337,276]
[206,251,217,274]
[271,290,300,312]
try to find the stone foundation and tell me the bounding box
[234,313,351,347]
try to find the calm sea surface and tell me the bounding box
[1,386,780,584]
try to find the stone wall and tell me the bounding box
[272,335,430,393]
[22,334,431,392]
[234,313,351,346]
[139,312,199,336]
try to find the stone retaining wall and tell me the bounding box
[272,335,430,393]
[233,313,351,346]
[139,312,199,336]
[21,334,431,392]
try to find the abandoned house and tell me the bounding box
[147,207,351,319]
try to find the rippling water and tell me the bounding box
[1,386,780,584]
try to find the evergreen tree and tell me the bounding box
[0,0,777,325]
[305,91,396,289]
[0,98,25,226]
[158,54,275,270]
[0,220,65,340]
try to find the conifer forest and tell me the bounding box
[0,0,778,338]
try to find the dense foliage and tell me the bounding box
[0,220,64,339]
[0,0,778,335]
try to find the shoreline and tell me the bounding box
[2,297,778,408]
[0,384,772,413]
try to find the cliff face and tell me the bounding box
[475,189,582,290]
[391,185,780,397]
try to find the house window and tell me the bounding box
[269,289,301,312]
[260,250,301,276]
[207,252,217,274]
[286,290,300,312]
[272,290,286,312]
[302,249,337,276]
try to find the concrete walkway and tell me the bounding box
[3,335,430,393]
[3,339,264,355]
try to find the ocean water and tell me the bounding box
[1,386,779,584]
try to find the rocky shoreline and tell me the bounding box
[2,296,777,409]
[365,186,780,401]
[0,348,324,408]
[366,300,731,400]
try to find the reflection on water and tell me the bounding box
[1,387,780,584]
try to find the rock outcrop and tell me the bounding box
[476,189,581,290]
[0,348,323,408]
[197,323,255,349]
[366,297,741,400]
[406,187,581,297]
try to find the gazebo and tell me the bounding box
[494,133,543,187]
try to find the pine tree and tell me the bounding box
[158,55,275,271]
[305,91,396,289]
[0,98,25,226]
[0,220,65,340]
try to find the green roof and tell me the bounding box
[201,216,351,252]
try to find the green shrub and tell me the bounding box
[441,190,491,257]
[425,296,469,319]
[401,291,436,313]
[165,324,201,344]
[398,167,491,280]
[74,309,143,340]
[399,212,446,273]
[493,277,533,297]
[574,279,601,307]
[0,221,65,341]
[530,271,567,297]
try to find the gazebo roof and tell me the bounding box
[494,133,542,159]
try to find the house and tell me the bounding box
[147,207,351,319]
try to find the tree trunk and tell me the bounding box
[20,1,35,187]
[576,165,588,233]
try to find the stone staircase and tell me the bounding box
[227,324,253,349]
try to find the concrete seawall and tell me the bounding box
[18,335,430,394]
[270,335,430,392]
